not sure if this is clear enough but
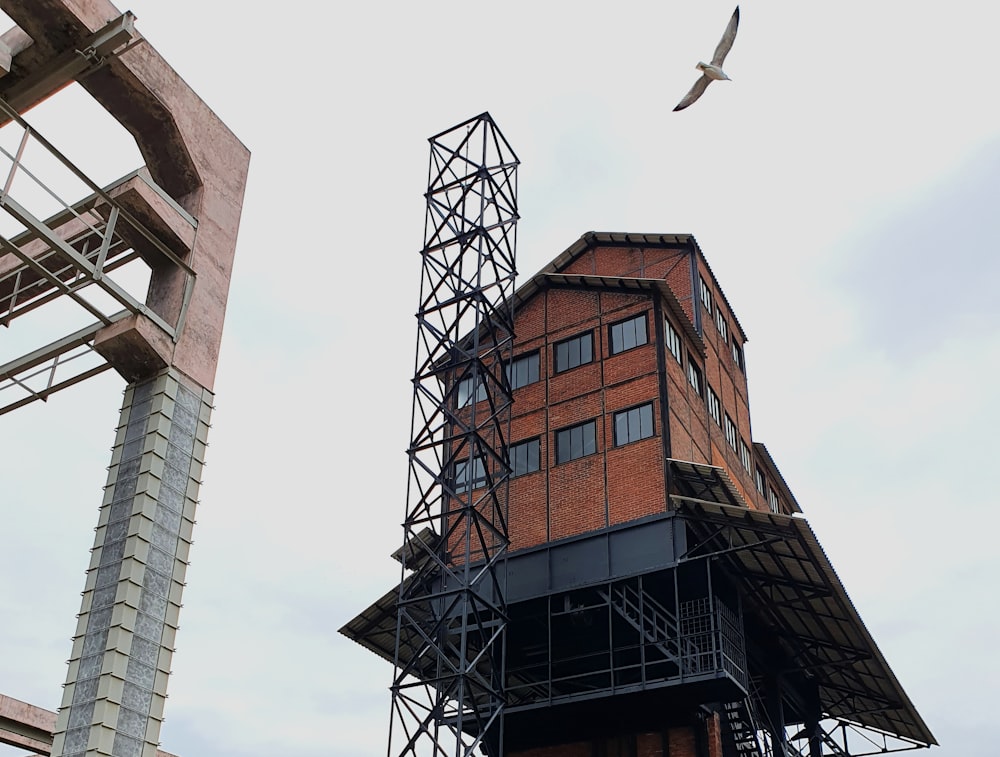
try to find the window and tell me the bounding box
[554,332,593,373]
[767,487,780,513]
[508,352,540,390]
[457,375,487,407]
[614,403,654,446]
[708,386,721,425]
[555,420,597,464]
[739,438,752,472]
[715,308,728,341]
[609,313,648,355]
[665,319,681,362]
[699,275,712,312]
[731,340,744,373]
[755,467,766,495]
[454,457,486,494]
[511,438,540,477]
[687,359,703,397]
[724,413,738,450]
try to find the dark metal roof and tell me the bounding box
[339,576,410,671]
[669,458,748,507]
[674,498,936,747]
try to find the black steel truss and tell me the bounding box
[389,113,518,757]
[674,500,935,753]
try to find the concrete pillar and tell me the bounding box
[51,369,211,757]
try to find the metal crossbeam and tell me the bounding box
[0,316,123,414]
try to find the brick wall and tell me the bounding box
[507,285,668,549]
[691,256,765,510]
[486,239,774,556]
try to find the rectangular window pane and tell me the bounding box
[610,314,648,355]
[731,341,744,372]
[511,438,540,477]
[457,376,487,407]
[508,352,540,390]
[715,308,728,340]
[708,386,721,425]
[554,332,593,372]
[614,403,655,446]
[454,457,486,493]
[556,420,597,463]
[724,414,738,450]
[700,276,712,311]
[639,403,653,438]
[665,319,681,362]
[615,412,630,446]
[687,361,703,397]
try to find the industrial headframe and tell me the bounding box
[0,2,249,756]
[343,137,936,757]
[389,113,519,757]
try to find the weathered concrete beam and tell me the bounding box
[1,0,250,391]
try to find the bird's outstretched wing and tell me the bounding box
[711,6,740,66]
[673,74,712,112]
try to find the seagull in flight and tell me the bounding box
[673,7,740,112]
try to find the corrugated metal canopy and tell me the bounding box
[674,498,936,747]
[339,576,414,671]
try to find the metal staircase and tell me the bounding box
[718,696,766,757]
[600,583,700,674]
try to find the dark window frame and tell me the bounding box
[699,275,713,312]
[555,419,598,464]
[553,331,594,374]
[456,375,487,407]
[687,358,704,398]
[708,385,721,425]
[608,313,648,356]
[665,318,682,362]
[755,466,766,495]
[511,437,541,477]
[739,438,752,472]
[613,402,655,446]
[715,307,728,341]
[724,413,738,450]
[731,340,744,373]
[453,456,487,494]
[508,351,540,390]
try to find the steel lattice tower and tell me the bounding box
[388,113,519,757]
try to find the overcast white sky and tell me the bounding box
[1,1,998,755]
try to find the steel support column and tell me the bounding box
[765,673,786,756]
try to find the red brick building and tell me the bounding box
[343,232,935,757]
